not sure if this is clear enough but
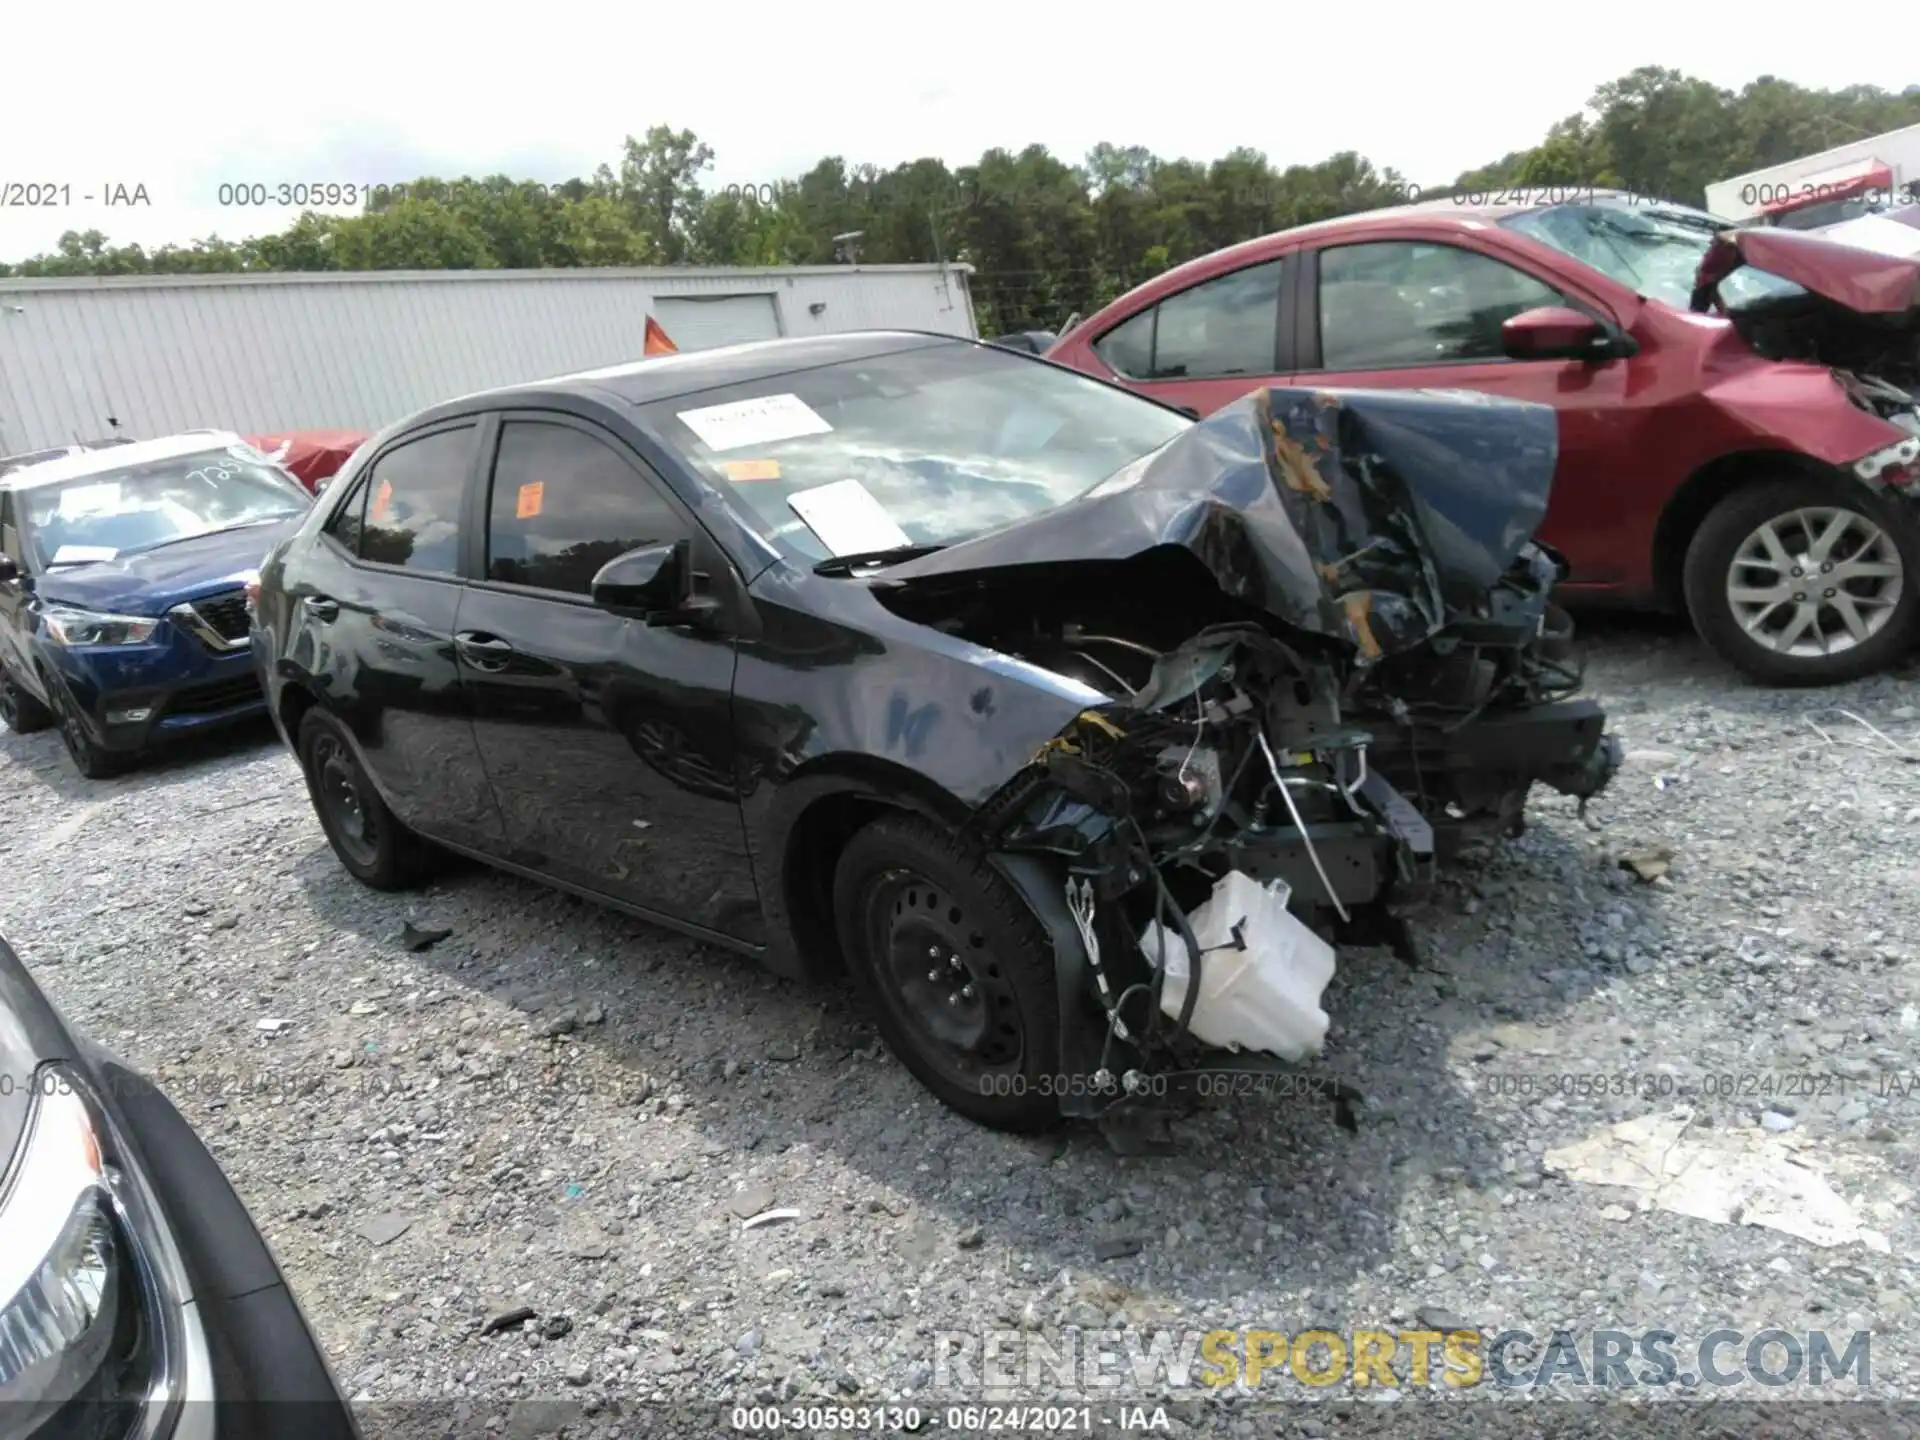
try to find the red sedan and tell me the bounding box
[1047,193,1920,685]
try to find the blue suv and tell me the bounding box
[0,431,312,777]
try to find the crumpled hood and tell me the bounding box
[34,516,305,615]
[880,385,1558,659]
[1692,227,1920,315]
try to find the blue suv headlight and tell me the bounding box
[41,607,161,647]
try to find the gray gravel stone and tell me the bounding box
[5,623,1916,1418]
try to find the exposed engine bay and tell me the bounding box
[1732,297,1920,417]
[874,385,1624,1120]
[1692,225,1920,425]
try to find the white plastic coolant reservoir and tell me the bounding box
[1137,871,1336,1061]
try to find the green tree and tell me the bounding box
[616,126,714,264]
[13,73,1920,328]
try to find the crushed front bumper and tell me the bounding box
[988,693,1622,1122]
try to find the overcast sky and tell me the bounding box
[2,1,1913,264]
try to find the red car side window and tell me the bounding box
[1317,242,1562,370]
[1094,259,1285,381]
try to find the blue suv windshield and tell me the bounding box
[20,449,309,569]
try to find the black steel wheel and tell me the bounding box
[297,708,427,889]
[0,664,54,735]
[833,813,1061,1131]
[49,678,128,779]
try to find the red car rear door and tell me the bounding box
[1290,231,1637,588]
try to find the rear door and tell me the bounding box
[1088,256,1292,417]
[1293,236,1632,582]
[291,420,505,848]
[454,410,760,940]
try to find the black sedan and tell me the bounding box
[0,933,357,1437]
[252,332,1619,1132]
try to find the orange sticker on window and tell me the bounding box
[516,481,545,518]
[371,479,394,522]
[721,459,782,482]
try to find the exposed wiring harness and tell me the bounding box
[1256,726,1351,923]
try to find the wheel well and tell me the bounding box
[782,773,988,980]
[781,792,906,979]
[277,679,318,745]
[1651,449,1840,613]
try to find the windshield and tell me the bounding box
[637,341,1192,564]
[18,448,309,569]
[1502,200,1806,311]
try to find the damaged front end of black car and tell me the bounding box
[867,385,1621,1129]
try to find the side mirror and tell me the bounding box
[1501,306,1619,362]
[0,554,16,584]
[590,539,714,624]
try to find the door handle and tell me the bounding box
[304,595,340,622]
[454,630,515,671]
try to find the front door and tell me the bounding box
[455,412,760,940]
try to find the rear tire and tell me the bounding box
[296,707,431,889]
[833,813,1062,1132]
[1682,476,1920,686]
[0,664,54,735]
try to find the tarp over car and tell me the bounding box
[245,430,368,492]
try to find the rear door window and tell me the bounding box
[1093,259,1286,379]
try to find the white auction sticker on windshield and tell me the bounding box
[51,544,118,565]
[787,479,911,557]
[677,393,832,453]
[58,482,122,517]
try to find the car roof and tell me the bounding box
[413,330,966,421]
[0,429,247,492]
[1058,189,1718,344]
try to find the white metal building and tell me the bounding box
[0,263,978,453]
[1704,120,1920,226]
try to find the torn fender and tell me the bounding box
[880,386,1558,661]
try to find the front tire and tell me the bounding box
[1682,477,1919,686]
[48,676,129,779]
[833,813,1062,1132]
[0,664,54,735]
[296,708,430,889]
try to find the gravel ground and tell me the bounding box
[4,616,1919,1438]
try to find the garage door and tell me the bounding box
[653,295,782,352]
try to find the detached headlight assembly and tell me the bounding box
[0,1069,191,1439]
[41,607,161,648]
